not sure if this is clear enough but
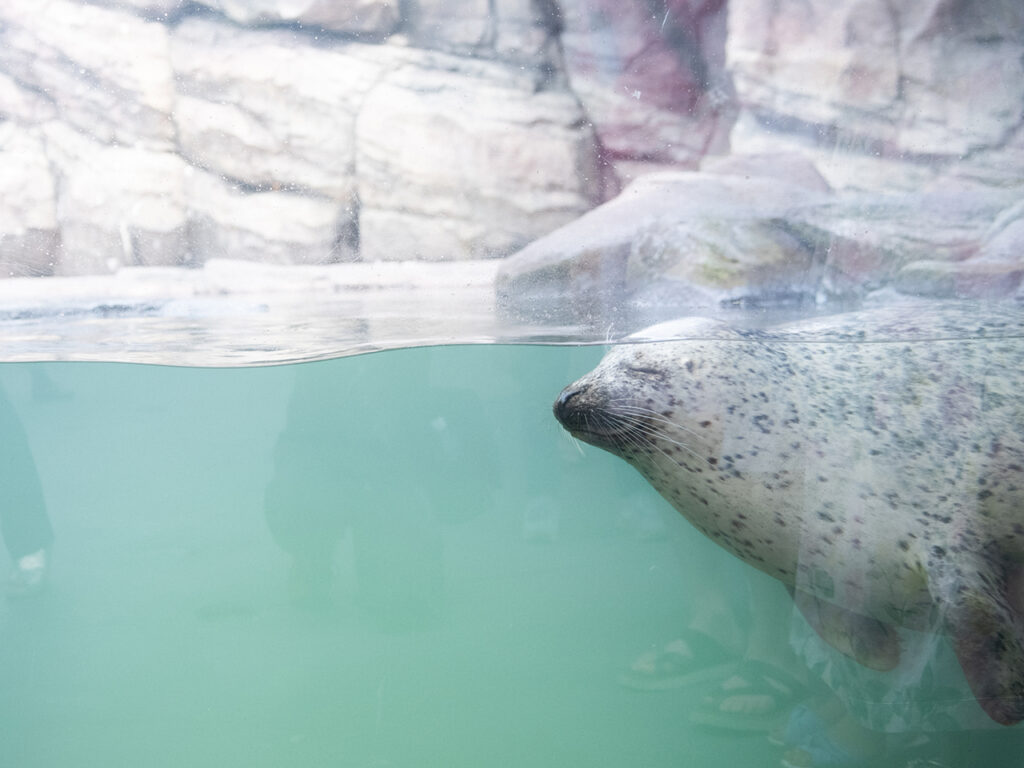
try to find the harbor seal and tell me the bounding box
[553,303,1024,725]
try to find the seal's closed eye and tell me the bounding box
[625,365,663,376]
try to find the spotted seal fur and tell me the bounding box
[554,303,1024,725]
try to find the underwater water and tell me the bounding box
[0,345,1022,768]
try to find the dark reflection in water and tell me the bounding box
[264,351,498,628]
[0,377,54,598]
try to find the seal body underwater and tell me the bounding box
[553,303,1024,725]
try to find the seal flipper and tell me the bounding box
[946,561,1024,726]
[789,587,901,671]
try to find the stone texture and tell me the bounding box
[186,171,352,266]
[703,151,832,193]
[85,0,186,18]
[628,217,821,303]
[978,200,1024,264]
[892,262,1019,303]
[170,18,384,203]
[953,124,1024,190]
[496,164,829,322]
[727,0,1024,176]
[404,0,491,51]
[405,0,563,70]
[894,259,1023,300]
[0,0,1019,290]
[41,122,189,274]
[0,0,176,148]
[769,180,1022,299]
[560,0,731,173]
[0,125,60,277]
[194,0,399,34]
[356,57,604,261]
[0,73,59,124]
[727,111,937,192]
[497,149,1024,325]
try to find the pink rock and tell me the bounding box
[561,0,731,170]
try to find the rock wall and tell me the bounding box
[728,0,1024,188]
[1,0,1022,289]
[0,0,610,275]
[498,0,1024,323]
[559,0,732,177]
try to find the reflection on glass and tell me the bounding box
[0,376,54,598]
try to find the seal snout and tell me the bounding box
[553,384,586,429]
[553,381,626,451]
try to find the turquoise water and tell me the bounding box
[0,346,1021,767]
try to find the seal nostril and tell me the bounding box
[553,386,584,422]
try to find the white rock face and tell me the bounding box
[194,0,399,34]
[0,0,1020,286]
[40,122,189,274]
[979,200,1024,265]
[0,125,60,277]
[170,19,384,202]
[356,57,603,260]
[85,0,185,17]
[727,0,1024,161]
[0,73,59,124]
[186,171,352,266]
[0,0,176,148]
[166,19,602,263]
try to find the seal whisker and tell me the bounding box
[598,407,707,461]
[558,424,586,455]
[610,417,704,466]
[625,421,705,463]
[611,421,671,465]
[607,402,704,439]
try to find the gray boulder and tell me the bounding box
[497,151,1024,329]
[893,260,1023,301]
[496,159,830,325]
[893,199,1024,300]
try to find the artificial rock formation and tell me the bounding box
[727,0,1024,187]
[497,151,1024,326]
[0,0,603,273]
[0,0,1021,294]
